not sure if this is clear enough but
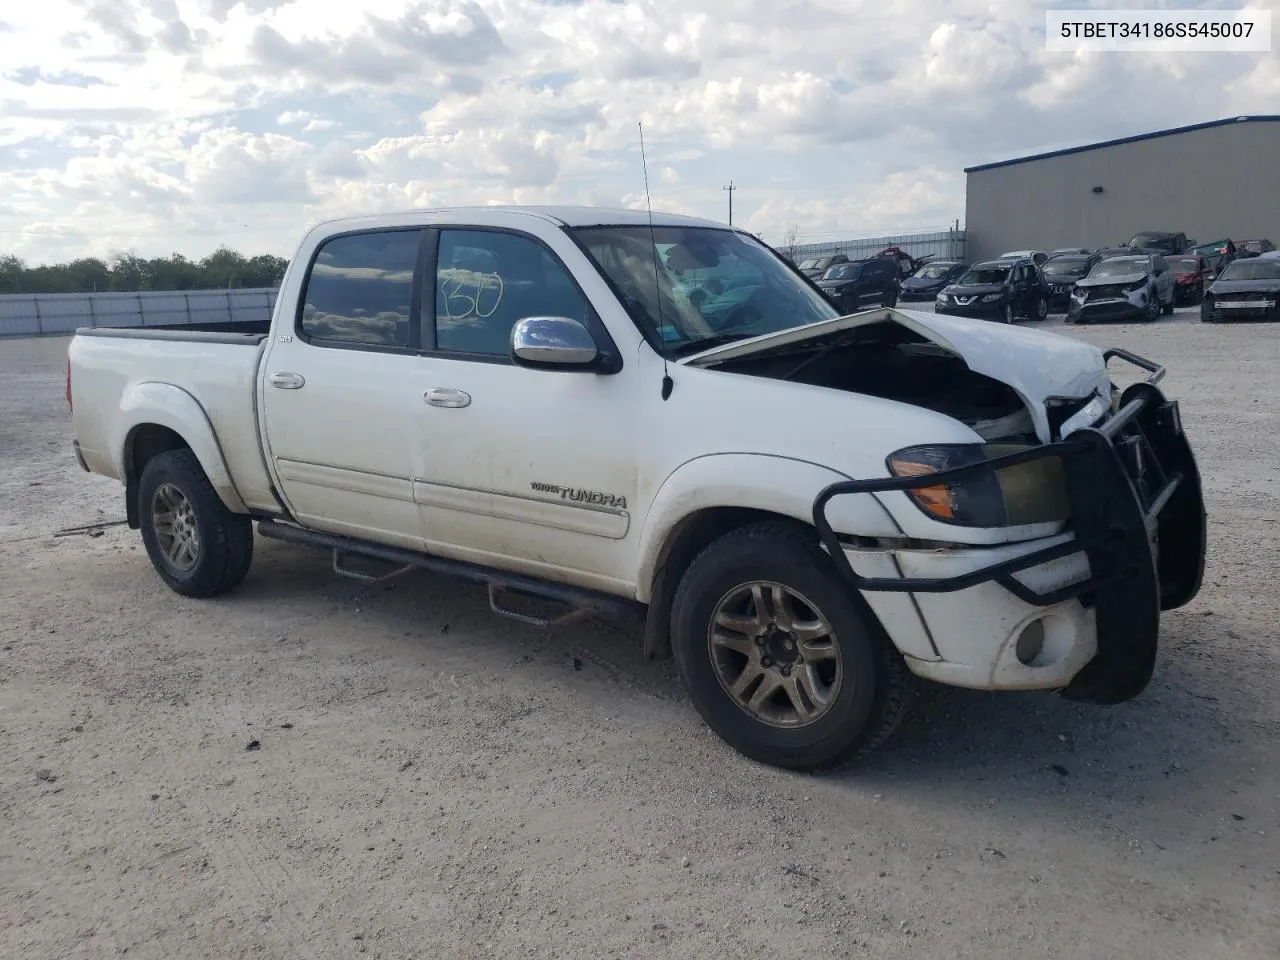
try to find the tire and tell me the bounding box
[670,521,911,771]
[1146,295,1160,322]
[1162,296,1174,316]
[1002,302,1015,324]
[138,448,254,598]
[1033,295,1048,321]
[1200,301,1214,323]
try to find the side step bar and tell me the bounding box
[256,520,645,629]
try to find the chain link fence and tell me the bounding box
[0,288,279,339]
[785,229,967,265]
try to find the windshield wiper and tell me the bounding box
[667,333,752,358]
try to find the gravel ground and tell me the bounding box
[2,309,1278,960]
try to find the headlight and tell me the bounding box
[887,443,1069,527]
[1071,287,1087,300]
[1126,280,1148,294]
[981,293,1003,303]
[935,294,948,304]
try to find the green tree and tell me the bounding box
[0,254,25,293]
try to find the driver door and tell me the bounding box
[410,226,641,591]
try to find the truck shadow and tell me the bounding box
[231,539,1249,825]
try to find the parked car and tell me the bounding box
[1188,238,1237,275]
[63,204,1207,771]
[816,257,900,311]
[1041,253,1102,311]
[935,257,1051,323]
[999,249,1049,266]
[898,260,967,301]
[1234,238,1276,258]
[1125,231,1190,256]
[1067,254,1175,323]
[1201,252,1280,322]
[1165,254,1214,305]
[796,253,849,280]
[1095,245,1136,260]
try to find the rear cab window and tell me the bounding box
[299,229,423,349]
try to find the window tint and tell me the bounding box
[435,230,588,356]
[300,230,420,347]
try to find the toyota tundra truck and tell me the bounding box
[66,206,1207,771]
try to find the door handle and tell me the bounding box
[269,372,305,389]
[425,387,471,408]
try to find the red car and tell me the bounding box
[1166,254,1213,305]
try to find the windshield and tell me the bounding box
[1218,259,1280,281]
[797,257,823,270]
[1042,258,1090,277]
[1168,258,1199,273]
[1193,241,1231,256]
[957,264,1010,285]
[913,263,956,280]
[1128,233,1176,251]
[822,264,860,280]
[571,226,838,357]
[1091,257,1149,278]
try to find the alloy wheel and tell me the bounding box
[151,482,200,572]
[707,581,844,728]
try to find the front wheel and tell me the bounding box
[1002,302,1015,324]
[1146,295,1161,322]
[138,449,254,598]
[670,521,911,770]
[1033,295,1048,321]
[1162,296,1175,316]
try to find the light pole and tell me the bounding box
[723,181,736,225]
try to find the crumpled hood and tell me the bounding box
[680,307,1110,442]
[1077,273,1147,288]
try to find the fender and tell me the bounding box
[117,381,249,515]
[633,453,905,603]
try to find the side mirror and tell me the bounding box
[510,316,600,370]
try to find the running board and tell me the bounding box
[256,520,645,628]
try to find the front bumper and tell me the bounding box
[1068,295,1147,323]
[813,358,1206,704]
[935,300,1005,319]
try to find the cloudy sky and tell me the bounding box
[1,0,1278,264]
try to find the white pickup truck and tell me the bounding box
[67,206,1207,770]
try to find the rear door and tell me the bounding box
[259,227,430,551]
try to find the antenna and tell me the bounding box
[639,121,674,401]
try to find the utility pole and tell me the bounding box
[723,180,736,225]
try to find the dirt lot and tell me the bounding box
[2,311,1278,960]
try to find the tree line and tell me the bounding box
[0,247,289,295]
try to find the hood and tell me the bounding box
[1209,279,1280,294]
[817,277,855,289]
[943,282,1006,297]
[680,307,1108,442]
[1077,273,1147,288]
[902,276,948,291]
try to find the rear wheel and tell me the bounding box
[1033,295,1048,321]
[138,449,254,598]
[670,521,911,771]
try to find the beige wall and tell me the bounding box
[964,120,1280,263]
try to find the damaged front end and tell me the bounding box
[685,309,1207,704]
[810,363,1206,705]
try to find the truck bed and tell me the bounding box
[68,325,280,515]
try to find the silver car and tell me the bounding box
[1067,254,1176,324]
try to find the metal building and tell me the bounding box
[964,115,1280,263]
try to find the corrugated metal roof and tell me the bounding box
[964,115,1280,174]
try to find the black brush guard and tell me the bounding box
[813,354,1206,705]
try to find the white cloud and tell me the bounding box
[1,0,1278,263]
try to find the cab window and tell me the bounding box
[434,230,589,357]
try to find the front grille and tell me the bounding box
[1087,284,1130,301]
